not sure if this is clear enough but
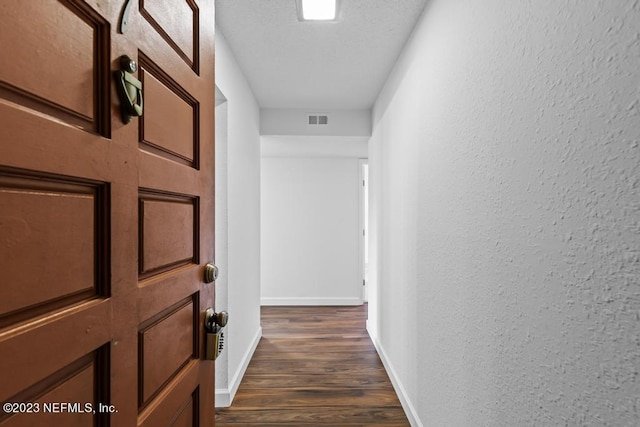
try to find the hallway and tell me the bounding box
[214,1,639,424]
[215,305,408,425]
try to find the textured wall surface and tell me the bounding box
[214,31,262,406]
[214,97,229,391]
[370,0,640,425]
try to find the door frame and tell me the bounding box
[359,158,369,303]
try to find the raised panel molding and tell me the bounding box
[0,0,110,136]
[0,345,110,426]
[138,188,199,279]
[170,388,199,427]
[139,0,200,74]
[138,295,199,410]
[138,52,200,169]
[0,166,110,328]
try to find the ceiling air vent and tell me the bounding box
[307,114,329,125]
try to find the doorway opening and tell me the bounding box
[360,159,369,302]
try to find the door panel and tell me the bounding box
[138,190,198,278]
[140,71,197,165]
[137,365,200,427]
[0,170,108,326]
[139,0,199,72]
[0,301,110,407]
[139,297,197,407]
[1,346,109,427]
[0,0,111,135]
[0,0,95,117]
[0,0,216,426]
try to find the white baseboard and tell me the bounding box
[261,297,362,306]
[215,326,262,408]
[367,325,423,427]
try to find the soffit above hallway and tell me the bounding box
[215,0,428,110]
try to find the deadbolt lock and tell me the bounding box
[204,263,219,284]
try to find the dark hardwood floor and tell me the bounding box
[215,305,409,426]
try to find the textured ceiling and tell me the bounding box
[215,0,428,109]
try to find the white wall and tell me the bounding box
[261,135,368,158]
[369,1,640,426]
[261,108,371,136]
[261,142,364,305]
[214,30,262,407]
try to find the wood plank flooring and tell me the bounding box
[215,305,409,426]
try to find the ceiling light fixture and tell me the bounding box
[298,0,337,21]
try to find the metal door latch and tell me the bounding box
[114,55,143,124]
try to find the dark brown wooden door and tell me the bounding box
[0,1,216,426]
